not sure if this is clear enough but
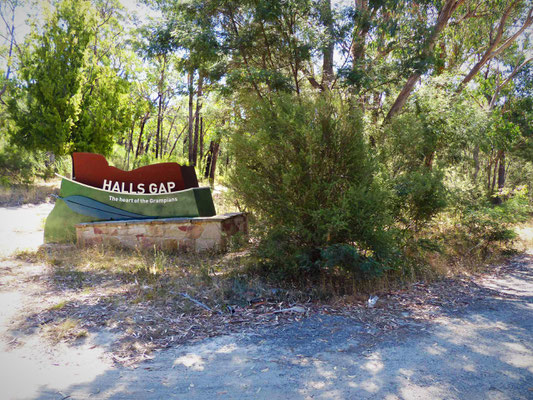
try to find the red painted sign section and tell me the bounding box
[72,153,199,193]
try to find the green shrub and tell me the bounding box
[230,93,396,278]
[393,168,448,226]
[0,143,49,185]
[321,244,387,279]
[454,186,531,253]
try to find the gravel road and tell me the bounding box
[0,204,531,400]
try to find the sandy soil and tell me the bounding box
[0,203,54,257]
[0,204,531,399]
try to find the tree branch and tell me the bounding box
[457,3,532,92]
[384,0,464,122]
[489,56,533,108]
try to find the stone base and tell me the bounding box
[75,213,247,252]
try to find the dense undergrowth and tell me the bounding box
[228,92,533,294]
[3,89,532,298]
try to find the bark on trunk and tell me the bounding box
[144,132,154,155]
[126,120,135,169]
[187,71,194,164]
[192,73,204,166]
[209,141,220,184]
[473,145,480,181]
[384,0,464,122]
[351,0,370,64]
[156,56,166,159]
[423,151,434,169]
[487,158,491,192]
[458,5,533,93]
[204,140,220,183]
[491,158,498,193]
[385,74,421,122]
[199,117,204,163]
[320,0,334,87]
[204,141,214,179]
[497,150,505,189]
[163,114,177,156]
[134,112,150,159]
[169,124,187,157]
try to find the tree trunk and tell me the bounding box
[163,114,177,156]
[145,132,154,155]
[423,151,434,169]
[320,0,334,87]
[209,141,220,184]
[156,56,166,159]
[497,150,505,189]
[199,116,204,163]
[187,71,194,164]
[457,5,533,93]
[491,157,498,193]
[489,57,533,108]
[169,124,187,157]
[384,0,464,122]
[204,140,220,182]
[473,145,480,181]
[156,92,162,158]
[385,74,422,122]
[486,158,492,193]
[351,0,370,64]
[126,120,135,169]
[135,111,150,159]
[204,141,214,179]
[192,72,204,166]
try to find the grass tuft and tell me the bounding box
[0,179,60,206]
[43,318,88,343]
[49,300,67,311]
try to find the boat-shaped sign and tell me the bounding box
[44,153,216,243]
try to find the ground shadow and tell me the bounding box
[22,256,533,400]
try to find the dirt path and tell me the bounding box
[0,203,54,256]
[0,205,532,399]
[0,203,116,399]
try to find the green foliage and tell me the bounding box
[230,93,396,277]
[0,0,530,290]
[457,187,531,248]
[393,169,447,225]
[0,135,57,185]
[482,113,521,153]
[381,82,465,225]
[504,65,533,163]
[384,79,486,169]
[0,143,43,185]
[320,244,386,280]
[7,0,131,157]
[133,151,189,170]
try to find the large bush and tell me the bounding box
[230,94,396,278]
[0,139,57,185]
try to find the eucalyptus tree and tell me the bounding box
[134,23,179,159]
[167,5,222,165]
[332,0,532,121]
[0,0,24,102]
[146,0,533,189]
[476,53,533,192]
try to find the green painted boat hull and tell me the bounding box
[44,177,216,243]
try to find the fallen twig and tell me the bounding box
[273,306,306,314]
[180,292,222,315]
